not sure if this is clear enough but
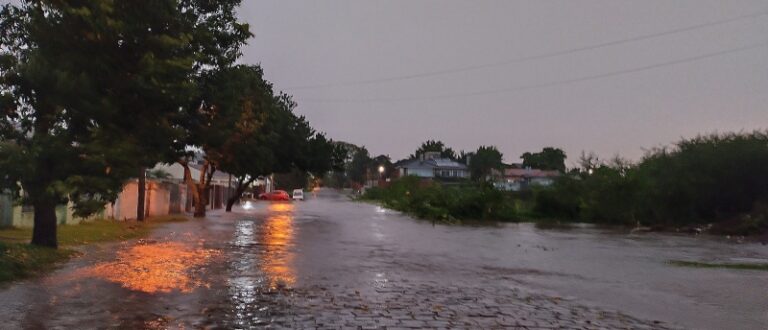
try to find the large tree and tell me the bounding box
[0,0,249,247]
[184,65,335,213]
[132,0,249,221]
[468,146,503,181]
[347,147,372,185]
[521,147,567,172]
[178,65,274,216]
[209,71,333,211]
[320,141,364,188]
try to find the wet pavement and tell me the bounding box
[0,189,767,329]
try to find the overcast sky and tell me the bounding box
[2,1,765,164]
[236,0,767,164]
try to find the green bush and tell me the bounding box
[532,131,768,231]
[364,177,518,222]
[533,176,582,219]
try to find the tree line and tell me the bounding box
[0,1,334,248]
[534,131,768,233]
[326,140,514,187]
[359,133,768,235]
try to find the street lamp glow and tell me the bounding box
[378,165,385,174]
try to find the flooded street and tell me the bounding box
[1,189,766,329]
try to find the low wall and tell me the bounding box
[0,195,102,229]
[107,180,189,220]
[1,179,233,227]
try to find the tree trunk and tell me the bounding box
[225,182,242,212]
[145,181,152,219]
[137,167,146,221]
[194,184,207,217]
[225,197,236,212]
[225,178,253,212]
[179,160,216,218]
[29,105,58,248]
[31,197,58,248]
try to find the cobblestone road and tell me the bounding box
[217,282,675,329]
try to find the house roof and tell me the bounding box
[396,159,433,170]
[396,158,468,171]
[504,168,560,178]
[429,159,468,170]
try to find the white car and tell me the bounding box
[292,189,304,201]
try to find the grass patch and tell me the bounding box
[0,242,77,283]
[0,215,188,246]
[0,215,188,283]
[668,260,768,271]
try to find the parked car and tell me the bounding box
[258,190,291,201]
[292,189,304,201]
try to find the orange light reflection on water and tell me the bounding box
[261,202,297,288]
[268,202,295,212]
[79,242,220,293]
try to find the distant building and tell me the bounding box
[498,167,560,190]
[395,151,470,180]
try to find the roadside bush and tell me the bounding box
[636,131,768,225]
[711,200,768,236]
[364,177,518,222]
[533,176,582,219]
[531,131,768,232]
[579,166,639,225]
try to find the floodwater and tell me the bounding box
[0,189,766,329]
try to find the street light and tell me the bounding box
[378,165,385,183]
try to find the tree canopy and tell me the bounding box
[0,0,333,246]
[468,146,503,181]
[0,0,250,246]
[410,140,457,160]
[521,147,567,172]
[347,147,372,184]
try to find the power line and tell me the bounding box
[285,10,767,90]
[298,41,768,103]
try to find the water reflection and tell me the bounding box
[268,202,294,213]
[229,220,260,327]
[79,241,220,293]
[227,202,297,327]
[261,202,296,288]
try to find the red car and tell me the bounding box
[258,190,291,201]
